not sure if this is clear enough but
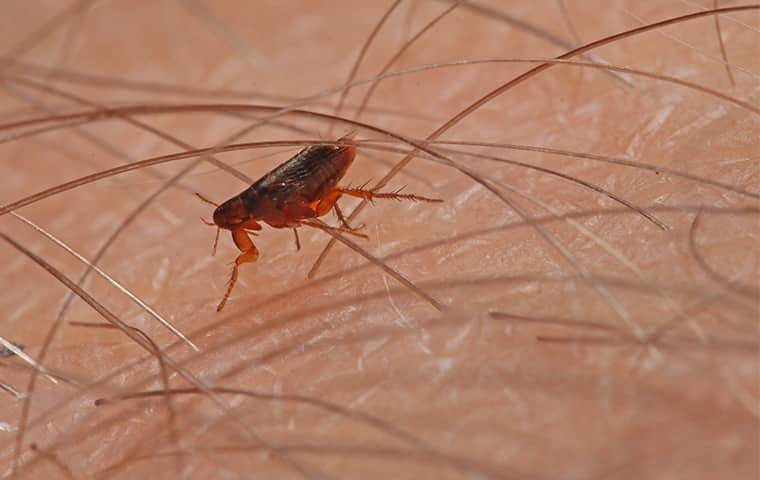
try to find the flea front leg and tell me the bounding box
[217,227,259,312]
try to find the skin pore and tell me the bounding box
[0,1,758,479]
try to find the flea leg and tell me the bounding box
[314,189,363,232]
[217,228,259,312]
[298,219,368,239]
[314,189,342,216]
[333,202,364,232]
[293,228,301,251]
[338,186,443,203]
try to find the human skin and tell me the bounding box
[0,1,758,479]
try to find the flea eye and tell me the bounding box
[212,208,231,227]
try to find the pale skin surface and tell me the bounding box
[0,1,758,479]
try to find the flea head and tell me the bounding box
[213,197,248,229]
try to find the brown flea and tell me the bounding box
[203,135,442,311]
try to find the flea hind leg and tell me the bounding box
[314,189,342,216]
[217,228,259,312]
[292,228,301,251]
[312,189,363,232]
[338,186,443,203]
[333,202,364,233]
[314,189,355,229]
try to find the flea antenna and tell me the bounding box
[194,192,219,207]
[198,219,220,255]
[196,193,221,255]
[212,226,220,256]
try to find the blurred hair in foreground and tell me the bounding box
[0,1,758,479]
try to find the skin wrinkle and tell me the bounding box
[0,1,757,479]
